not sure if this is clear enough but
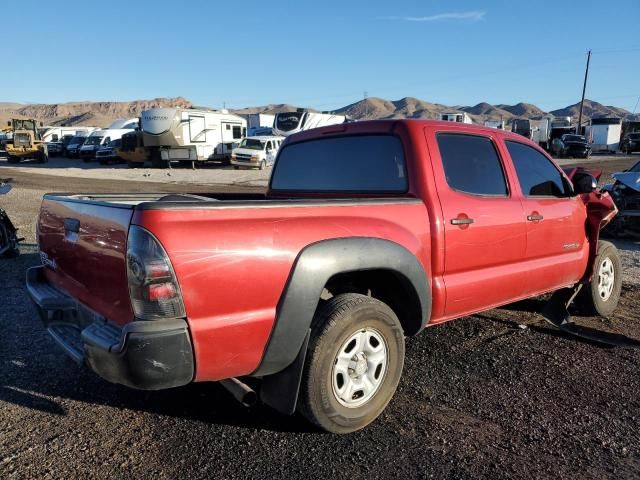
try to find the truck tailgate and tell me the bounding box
[38,196,134,325]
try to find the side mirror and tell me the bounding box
[573,173,598,194]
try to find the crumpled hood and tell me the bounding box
[613,172,640,193]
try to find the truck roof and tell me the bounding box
[285,119,536,146]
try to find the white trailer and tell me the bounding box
[273,110,346,137]
[483,120,505,129]
[141,107,247,166]
[585,118,622,153]
[41,126,96,143]
[110,118,139,129]
[246,113,275,136]
[439,112,473,124]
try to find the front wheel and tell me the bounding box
[576,241,622,317]
[297,293,405,434]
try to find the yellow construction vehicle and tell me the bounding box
[4,118,48,163]
[116,130,149,167]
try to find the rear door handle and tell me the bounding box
[450,217,474,225]
[527,214,544,222]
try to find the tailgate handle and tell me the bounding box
[64,218,80,233]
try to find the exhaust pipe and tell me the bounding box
[219,378,257,407]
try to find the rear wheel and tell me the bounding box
[297,293,405,434]
[576,241,622,317]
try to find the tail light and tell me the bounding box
[126,225,185,320]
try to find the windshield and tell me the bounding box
[12,119,36,131]
[84,135,104,146]
[271,134,407,193]
[69,136,85,145]
[239,138,265,150]
[563,135,585,142]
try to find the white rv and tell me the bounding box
[585,118,623,153]
[78,128,135,161]
[439,112,473,124]
[41,126,94,143]
[110,118,139,129]
[246,113,275,136]
[141,107,247,167]
[273,111,346,137]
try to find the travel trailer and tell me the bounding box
[585,117,623,153]
[141,107,247,167]
[231,135,284,170]
[246,113,275,136]
[78,128,135,161]
[272,110,346,137]
[439,112,473,124]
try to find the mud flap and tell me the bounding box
[542,286,640,347]
[260,330,310,415]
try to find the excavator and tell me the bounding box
[4,118,48,163]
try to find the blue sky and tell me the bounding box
[2,0,639,112]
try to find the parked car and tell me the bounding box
[551,134,591,158]
[79,129,134,162]
[96,139,123,164]
[27,120,619,434]
[46,141,63,156]
[231,135,284,170]
[620,132,640,154]
[602,159,640,237]
[65,134,89,158]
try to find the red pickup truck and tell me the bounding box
[28,120,620,433]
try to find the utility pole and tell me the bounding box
[577,50,591,135]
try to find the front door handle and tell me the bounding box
[451,217,474,225]
[527,214,544,222]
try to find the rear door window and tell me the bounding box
[271,135,407,192]
[436,133,508,196]
[506,141,571,197]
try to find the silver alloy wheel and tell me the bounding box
[597,257,615,301]
[331,327,388,408]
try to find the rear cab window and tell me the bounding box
[436,133,508,196]
[270,135,407,193]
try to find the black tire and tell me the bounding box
[0,222,19,258]
[233,165,239,170]
[7,156,20,164]
[259,159,266,170]
[126,161,138,168]
[576,241,622,317]
[297,293,405,434]
[37,150,48,164]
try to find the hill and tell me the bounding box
[0,97,192,127]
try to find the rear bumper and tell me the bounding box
[26,266,194,390]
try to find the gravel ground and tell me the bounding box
[1,155,639,479]
[0,154,270,188]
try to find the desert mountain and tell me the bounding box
[1,96,637,129]
[0,97,192,128]
[549,99,632,120]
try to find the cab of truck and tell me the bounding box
[231,135,284,170]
